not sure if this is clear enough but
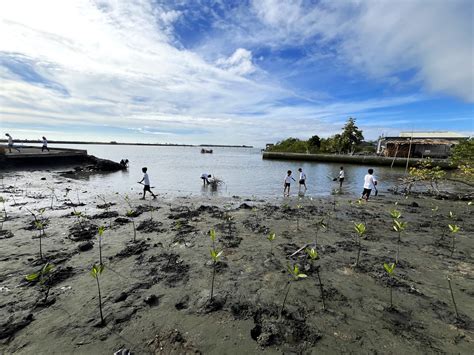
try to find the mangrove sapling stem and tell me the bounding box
[210,260,216,301]
[354,223,366,267]
[315,266,326,311]
[132,220,136,242]
[447,277,459,319]
[279,281,291,318]
[90,264,105,325]
[383,263,396,309]
[96,277,104,325]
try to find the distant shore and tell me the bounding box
[0,139,253,149]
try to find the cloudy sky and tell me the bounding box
[0,0,473,146]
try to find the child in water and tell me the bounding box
[283,170,296,197]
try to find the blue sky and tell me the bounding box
[0,0,472,146]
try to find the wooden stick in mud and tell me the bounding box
[290,243,309,257]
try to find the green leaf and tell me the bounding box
[305,247,318,260]
[90,264,104,278]
[25,273,39,282]
[390,209,401,219]
[354,222,366,236]
[448,224,460,233]
[267,232,276,242]
[98,226,106,237]
[209,229,216,242]
[42,263,54,274]
[383,262,395,275]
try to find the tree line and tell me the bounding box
[267,117,372,154]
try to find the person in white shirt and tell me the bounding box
[338,166,345,189]
[5,133,20,153]
[201,173,212,185]
[41,136,50,152]
[283,170,296,197]
[298,168,307,192]
[138,167,156,199]
[361,168,377,201]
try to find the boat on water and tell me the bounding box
[201,148,213,154]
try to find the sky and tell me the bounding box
[0,0,473,146]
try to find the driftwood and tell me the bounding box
[290,243,309,257]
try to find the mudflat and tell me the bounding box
[0,171,473,354]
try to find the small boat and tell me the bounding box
[201,149,213,154]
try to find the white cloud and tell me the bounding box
[250,0,474,102]
[216,48,256,75]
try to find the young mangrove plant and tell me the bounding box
[430,205,439,227]
[267,232,276,255]
[353,222,366,267]
[280,264,307,318]
[47,186,59,210]
[313,217,327,248]
[124,195,137,242]
[98,226,106,265]
[0,196,7,221]
[27,208,46,260]
[72,207,84,229]
[90,264,105,325]
[392,218,407,265]
[209,229,222,302]
[26,262,54,304]
[448,224,460,257]
[447,276,459,319]
[296,203,302,231]
[305,248,326,310]
[383,262,396,309]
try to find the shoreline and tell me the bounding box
[262,151,454,169]
[0,170,473,353]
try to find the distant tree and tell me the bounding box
[308,135,321,153]
[340,117,364,154]
[308,135,321,148]
[268,138,308,153]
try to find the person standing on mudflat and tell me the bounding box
[41,136,50,152]
[138,167,157,200]
[5,133,20,153]
[283,170,296,197]
[298,168,307,192]
[361,168,377,201]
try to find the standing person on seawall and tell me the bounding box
[5,133,20,153]
[41,136,50,152]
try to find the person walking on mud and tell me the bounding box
[298,168,307,193]
[283,170,296,197]
[138,167,157,200]
[41,136,50,152]
[361,168,377,201]
[5,133,20,153]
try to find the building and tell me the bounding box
[377,131,469,158]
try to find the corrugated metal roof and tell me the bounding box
[399,131,469,138]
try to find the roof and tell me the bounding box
[386,139,453,145]
[399,131,469,139]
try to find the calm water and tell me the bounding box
[52,144,405,198]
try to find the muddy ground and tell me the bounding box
[0,171,473,354]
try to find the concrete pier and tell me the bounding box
[0,146,88,168]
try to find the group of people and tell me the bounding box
[283,166,378,201]
[4,133,49,153]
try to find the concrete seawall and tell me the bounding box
[262,151,454,168]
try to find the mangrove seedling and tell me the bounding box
[447,276,459,319]
[305,248,325,310]
[390,209,401,220]
[26,208,46,260]
[209,247,223,302]
[267,232,276,255]
[126,210,137,242]
[26,262,54,304]
[296,204,302,231]
[448,224,460,257]
[72,207,84,229]
[209,228,216,249]
[393,219,407,264]
[430,205,439,227]
[313,217,327,248]
[0,196,7,220]
[47,186,59,209]
[280,264,307,318]
[383,262,396,308]
[98,226,106,265]
[90,264,105,325]
[353,222,366,267]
